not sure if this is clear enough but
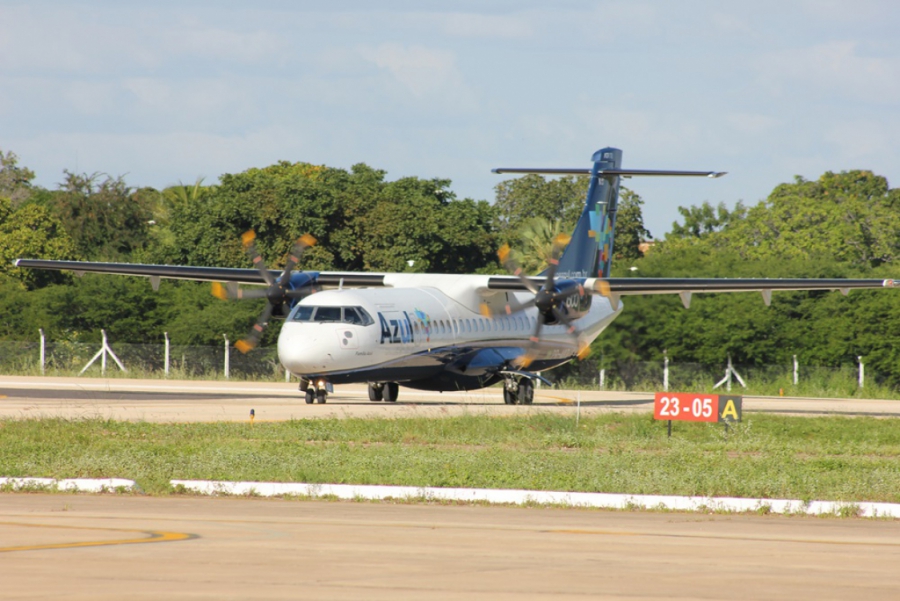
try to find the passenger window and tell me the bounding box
[293,306,314,321]
[314,307,341,322]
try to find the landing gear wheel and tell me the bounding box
[305,389,315,404]
[517,378,534,405]
[368,384,384,402]
[316,389,327,404]
[383,382,399,403]
[503,387,517,405]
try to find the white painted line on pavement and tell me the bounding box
[170,480,900,518]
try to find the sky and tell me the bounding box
[2,0,899,238]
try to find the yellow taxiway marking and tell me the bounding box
[0,521,196,553]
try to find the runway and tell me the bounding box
[3,494,900,600]
[2,375,899,421]
[3,376,900,599]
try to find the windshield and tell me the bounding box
[291,305,374,326]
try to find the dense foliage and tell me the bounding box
[2,148,899,384]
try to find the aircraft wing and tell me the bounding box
[486,275,900,308]
[12,259,387,288]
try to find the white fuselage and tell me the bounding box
[277,273,622,382]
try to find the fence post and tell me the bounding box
[101,330,108,375]
[793,354,798,386]
[164,332,170,378]
[663,350,669,392]
[39,328,45,376]
[858,356,864,389]
[223,334,230,380]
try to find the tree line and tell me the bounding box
[2,149,899,383]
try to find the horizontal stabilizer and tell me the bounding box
[492,168,726,178]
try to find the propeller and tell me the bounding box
[488,234,591,368]
[213,230,317,353]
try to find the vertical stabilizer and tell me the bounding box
[556,147,622,278]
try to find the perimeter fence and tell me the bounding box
[0,339,890,396]
[0,340,281,381]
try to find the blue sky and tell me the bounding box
[2,1,899,238]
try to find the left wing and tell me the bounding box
[12,259,387,289]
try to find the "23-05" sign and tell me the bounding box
[653,393,742,423]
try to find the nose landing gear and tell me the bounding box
[503,376,534,405]
[301,378,331,404]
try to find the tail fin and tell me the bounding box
[494,148,726,278]
[556,148,622,278]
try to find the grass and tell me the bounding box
[2,413,900,503]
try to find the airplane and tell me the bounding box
[14,147,900,405]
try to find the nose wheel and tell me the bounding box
[503,376,534,405]
[303,381,329,404]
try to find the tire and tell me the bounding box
[383,382,399,403]
[503,387,517,405]
[368,384,383,402]
[517,379,534,405]
[305,389,315,404]
[316,389,327,404]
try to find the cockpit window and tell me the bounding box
[343,307,363,325]
[293,306,314,321]
[313,307,342,322]
[292,305,374,326]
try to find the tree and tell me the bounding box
[0,149,35,207]
[47,172,156,261]
[505,217,564,275]
[613,188,652,262]
[669,201,746,238]
[494,174,588,233]
[0,196,78,288]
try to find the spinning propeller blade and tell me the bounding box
[498,235,590,368]
[214,230,318,353]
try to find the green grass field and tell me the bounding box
[2,413,900,503]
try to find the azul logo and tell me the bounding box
[378,311,415,344]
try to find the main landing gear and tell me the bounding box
[503,376,534,405]
[368,382,399,403]
[301,378,329,404]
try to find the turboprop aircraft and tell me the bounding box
[15,147,900,404]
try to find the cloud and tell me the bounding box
[754,41,900,104]
[725,113,778,136]
[360,43,477,110]
[439,13,533,39]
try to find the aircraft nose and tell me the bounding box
[277,322,334,374]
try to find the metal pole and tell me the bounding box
[727,355,733,392]
[164,332,170,378]
[663,350,669,392]
[793,354,798,386]
[39,328,45,376]
[223,334,230,380]
[101,329,108,376]
[858,356,864,389]
[599,369,605,389]
[576,391,581,428]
